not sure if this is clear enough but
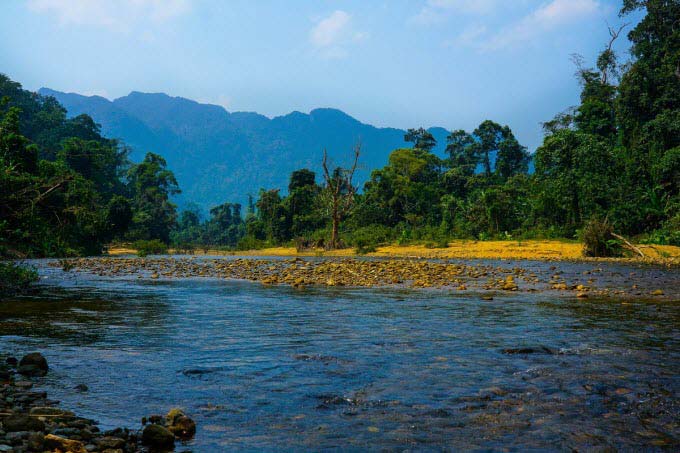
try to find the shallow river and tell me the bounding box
[1,259,679,450]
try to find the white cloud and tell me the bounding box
[309,10,367,59]
[27,0,190,31]
[310,10,351,48]
[445,24,487,47]
[481,0,601,51]
[411,0,501,25]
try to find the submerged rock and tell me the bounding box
[142,424,175,449]
[17,352,48,376]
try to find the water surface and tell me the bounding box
[1,259,679,450]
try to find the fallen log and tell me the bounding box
[611,232,645,258]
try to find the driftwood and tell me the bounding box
[611,232,645,258]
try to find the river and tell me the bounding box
[1,258,678,450]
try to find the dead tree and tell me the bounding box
[321,143,360,249]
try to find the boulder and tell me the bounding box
[44,434,87,453]
[96,436,126,449]
[2,414,45,432]
[18,353,48,377]
[141,424,175,449]
[166,408,196,439]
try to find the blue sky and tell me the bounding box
[1,0,640,151]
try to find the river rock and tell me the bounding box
[44,434,87,453]
[29,406,75,417]
[18,352,48,376]
[27,431,45,451]
[142,424,175,449]
[168,415,196,439]
[96,436,126,449]
[2,414,45,432]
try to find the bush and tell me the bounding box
[350,225,393,254]
[581,218,623,257]
[0,262,38,296]
[133,239,168,257]
[235,235,267,251]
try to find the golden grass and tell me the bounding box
[107,240,680,264]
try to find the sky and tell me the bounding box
[1,0,641,152]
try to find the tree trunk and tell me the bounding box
[331,215,339,249]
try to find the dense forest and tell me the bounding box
[1,0,678,268]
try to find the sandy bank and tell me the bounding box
[108,240,680,265]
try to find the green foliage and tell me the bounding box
[0,75,181,257]
[0,262,38,296]
[349,225,393,254]
[127,152,180,243]
[133,239,168,257]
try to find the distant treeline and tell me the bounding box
[1,0,678,259]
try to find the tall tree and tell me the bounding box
[321,144,360,249]
[404,128,437,152]
[127,152,180,243]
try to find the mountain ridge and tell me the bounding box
[39,88,450,209]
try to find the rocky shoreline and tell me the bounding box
[1,352,195,452]
[52,257,678,300]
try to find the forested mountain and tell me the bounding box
[39,88,449,208]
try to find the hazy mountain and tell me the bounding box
[39,88,449,209]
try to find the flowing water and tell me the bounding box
[1,259,679,451]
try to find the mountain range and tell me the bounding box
[39,88,449,209]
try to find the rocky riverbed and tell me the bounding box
[51,256,679,300]
[0,352,195,452]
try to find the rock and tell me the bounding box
[96,436,126,449]
[2,414,45,432]
[74,384,89,392]
[0,368,10,381]
[166,408,196,439]
[30,406,75,417]
[27,431,45,451]
[44,434,87,453]
[18,352,48,376]
[5,357,17,367]
[168,415,196,439]
[141,424,175,449]
[651,289,664,296]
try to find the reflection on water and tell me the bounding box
[1,261,679,450]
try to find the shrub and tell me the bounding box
[581,217,623,257]
[0,262,38,296]
[133,239,168,257]
[235,235,267,251]
[350,225,393,254]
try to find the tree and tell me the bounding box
[321,143,360,248]
[127,152,180,243]
[0,107,38,173]
[495,127,530,179]
[286,169,322,237]
[472,120,505,176]
[404,128,437,152]
[445,130,477,175]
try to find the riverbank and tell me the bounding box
[54,256,680,301]
[108,240,680,265]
